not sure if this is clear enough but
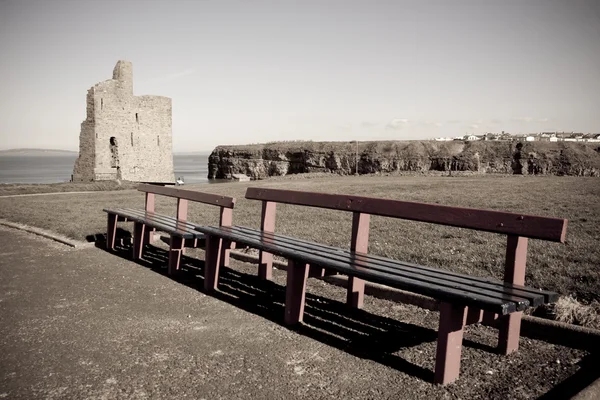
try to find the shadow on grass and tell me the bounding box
[90,231,509,384]
[536,352,600,400]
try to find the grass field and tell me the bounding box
[0,180,138,196]
[1,175,599,308]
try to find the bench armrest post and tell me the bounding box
[347,212,370,308]
[218,206,235,267]
[503,235,528,286]
[220,206,233,227]
[145,193,155,213]
[258,201,276,280]
[177,199,188,221]
[498,235,528,355]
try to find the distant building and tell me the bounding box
[72,60,175,183]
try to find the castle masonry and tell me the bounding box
[72,60,175,183]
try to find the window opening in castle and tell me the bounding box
[135,112,139,123]
[109,137,119,168]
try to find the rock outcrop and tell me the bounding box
[208,140,600,180]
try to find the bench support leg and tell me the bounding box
[168,236,184,275]
[309,266,338,278]
[204,235,222,292]
[498,235,528,355]
[347,212,369,309]
[106,213,118,250]
[258,201,276,280]
[221,240,235,268]
[133,222,146,260]
[498,312,522,355]
[143,227,153,246]
[347,277,365,309]
[259,251,273,280]
[434,302,467,386]
[285,260,309,325]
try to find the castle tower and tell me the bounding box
[112,60,133,94]
[72,61,175,183]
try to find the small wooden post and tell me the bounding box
[284,259,310,325]
[220,207,233,267]
[498,235,528,354]
[204,235,223,291]
[258,201,276,280]
[434,302,467,385]
[347,212,370,308]
[106,213,118,250]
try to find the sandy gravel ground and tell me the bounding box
[0,226,594,399]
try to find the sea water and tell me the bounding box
[0,153,211,184]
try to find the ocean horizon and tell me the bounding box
[0,153,211,185]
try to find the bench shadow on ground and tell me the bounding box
[91,233,513,384]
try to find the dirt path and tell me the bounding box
[0,226,593,399]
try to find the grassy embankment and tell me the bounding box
[1,175,598,324]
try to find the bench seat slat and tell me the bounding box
[227,226,552,306]
[221,226,538,309]
[196,225,525,315]
[103,208,204,239]
[104,208,196,233]
[231,226,557,304]
[109,208,199,230]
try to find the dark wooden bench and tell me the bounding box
[194,188,566,385]
[104,184,236,274]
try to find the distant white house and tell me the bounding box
[526,136,536,141]
[465,135,479,141]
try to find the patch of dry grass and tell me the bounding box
[0,175,598,306]
[538,296,600,329]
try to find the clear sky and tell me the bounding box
[1,0,599,152]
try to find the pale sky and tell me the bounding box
[1,0,599,152]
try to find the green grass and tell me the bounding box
[1,175,598,305]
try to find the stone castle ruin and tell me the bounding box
[72,60,175,183]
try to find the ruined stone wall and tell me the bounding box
[72,61,175,183]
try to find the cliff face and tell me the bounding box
[208,141,600,180]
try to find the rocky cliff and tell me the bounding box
[208,140,600,180]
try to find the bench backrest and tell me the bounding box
[245,188,566,242]
[246,187,568,288]
[139,183,236,226]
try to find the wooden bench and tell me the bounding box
[194,188,566,385]
[103,184,236,274]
